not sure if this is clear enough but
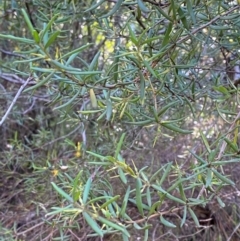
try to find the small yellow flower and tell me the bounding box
[75,142,81,158]
[51,169,59,177]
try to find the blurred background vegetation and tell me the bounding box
[1,0,240,240]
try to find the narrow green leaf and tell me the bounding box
[213,85,230,96]
[156,6,173,22]
[115,133,126,158]
[123,119,154,126]
[82,177,92,204]
[113,51,120,82]
[138,27,149,45]
[208,149,218,163]
[66,52,81,66]
[181,205,187,227]
[31,67,57,73]
[50,60,101,74]
[212,159,240,165]
[119,186,130,217]
[72,170,82,202]
[97,216,130,237]
[89,51,101,71]
[186,0,196,24]
[188,208,200,227]
[53,90,80,110]
[209,25,230,30]
[149,163,171,183]
[139,168,149,182]
[143,227,149,241]
[79,109,102,115]
[23,71,55,92]
[46,205,73,216]
[86,151,107,160]
[152,185,185,204]
[137,0,149,13]
[167,177,187,193]
[199,130,211,153]
[178,7,189,30]
[61,44,93,60]
[158,162,172,186]
[188,199,207,205]
[101,0,124,18]
[196,13,209,21]
[32,30,40,44]
[160,215,176,228]
[220,13,239,20]
[216,196,225,208]
[143,60,157,78]
[122,233,129,241]
[40,14,60,41]
[84,0,106,12]
[118,168,128,184]
[205,169,212,188]
[129,198,150,211]
[158,101,179,117]
[146,187,152,207]
[83,212,104,237]
[51,182,73,202]
[162,23,173,48]
[142,35,163,45]
[100,195,120,209]
[134,222,151,231]
[136,178,144,216]
[170,0,177,20]
[14,57,44,64]
[178,182,186,202]
[108,202,117,218]
[0,34,34,44]
[139,71,145,104]
[212,169,235,185]
[44,31,60,49]
[223,137,239,152]
[189,150,207,164]
[148,201,161,215]
[165,193,185,204]
[161,122,192,134]
[127,23,138,46]
[86,195,114,205]
[21,8,35,33]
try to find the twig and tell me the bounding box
[0,76,32,126]
[152,5,240,63]
[217,109,240,160]
[0,72,36,85]
[23,98,36,114]
[227,219,240,241]
[177,5,240,45]
[41,123,82,148]
[68,229,82,241]
[16,221,45,236]
[0,48,26,58]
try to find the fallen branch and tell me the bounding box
[0,76,33,126]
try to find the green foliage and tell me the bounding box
[1,0,240,240]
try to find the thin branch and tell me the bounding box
[0,72,36,85]
[41,123,83,148]
[0,76,33,126]
[227,221,240,241]
[144,0,170,7]
[0,48,27,58]
[177,5,240,45]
